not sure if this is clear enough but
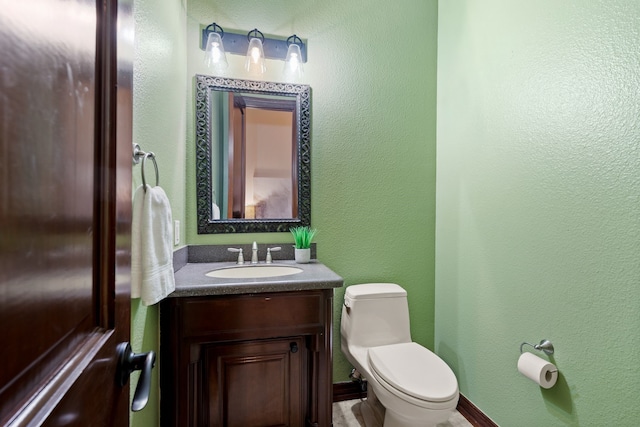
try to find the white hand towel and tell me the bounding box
[212,202,221,220]
[131,185,175,306]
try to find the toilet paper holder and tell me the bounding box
[520,339,554,355]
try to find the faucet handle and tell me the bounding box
[227,247,244,264]
[265,247,281,264]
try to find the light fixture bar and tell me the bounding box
[201,27,307,63]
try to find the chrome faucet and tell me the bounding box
[251,241,259,264]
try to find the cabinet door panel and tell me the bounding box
[205,338,306,427]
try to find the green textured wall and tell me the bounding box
[131,0,187,425]
[185,0,438,381]
[436,1,640,426]
[130,1,437,425]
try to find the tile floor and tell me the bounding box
[332,399,473,427]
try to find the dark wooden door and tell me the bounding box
[0,0,134,425]
[204,338,306,427]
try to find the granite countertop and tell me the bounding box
[171,260,344,297]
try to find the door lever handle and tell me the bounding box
[116,342,156,412]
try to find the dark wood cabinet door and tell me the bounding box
[160,290,334,427]
[203,337,307,427]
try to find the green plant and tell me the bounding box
[290,226,317,249]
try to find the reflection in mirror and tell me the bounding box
[195,75,311,233]
[223,93,297,220]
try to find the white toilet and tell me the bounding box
[341,283,459,427]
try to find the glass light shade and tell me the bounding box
[245,37,266,74]
[283,43,304,80]
[204,32,228,72]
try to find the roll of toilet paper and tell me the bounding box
[517,352,558,389]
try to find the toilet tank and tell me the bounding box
[341,283,412,349]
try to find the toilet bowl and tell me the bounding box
[341,283,459,427]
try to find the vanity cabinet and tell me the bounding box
[160,289,334,427]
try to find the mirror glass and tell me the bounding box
[195,75,311,233]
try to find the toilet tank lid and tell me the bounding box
[345,283,407,300]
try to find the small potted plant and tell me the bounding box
[290,226,317,264]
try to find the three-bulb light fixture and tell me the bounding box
[202,23,306,80]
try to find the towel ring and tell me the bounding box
[141,152,159,191]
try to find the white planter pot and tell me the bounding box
[294,248,311,264]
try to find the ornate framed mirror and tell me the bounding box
[195,75,311,233]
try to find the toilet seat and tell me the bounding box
[368,342,458,405]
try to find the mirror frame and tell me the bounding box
[195,75,311,233]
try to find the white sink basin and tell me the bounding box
[205,265,303,279]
